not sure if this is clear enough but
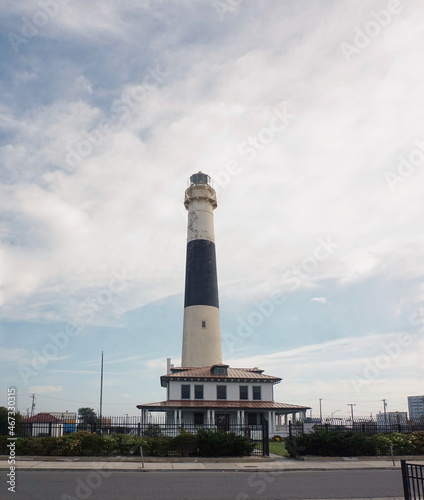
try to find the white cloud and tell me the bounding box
[311,297,327,304]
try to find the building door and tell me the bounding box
[194,412,204,425]
[247,413,258,425]
[216,413,230,431]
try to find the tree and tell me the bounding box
[0,406,22,436]
[78,407,97,425]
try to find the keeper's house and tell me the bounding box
[137,362,308,435]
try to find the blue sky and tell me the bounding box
[1,0,423,419]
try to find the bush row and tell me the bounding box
[286,429,424,457]
[0,430,254,457]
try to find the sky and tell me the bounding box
[0,0,423,419]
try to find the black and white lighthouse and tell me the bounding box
[181,172,222,367]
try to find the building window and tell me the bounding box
[252,386,261,400]
[217,385,227,400]
[194,412,204,425]
[181,385,190,399]
[239,386,248,400]
[201,321,206,328]
[212,365,228,375]
[194,385,204,399]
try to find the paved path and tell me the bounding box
[1,456,423,471]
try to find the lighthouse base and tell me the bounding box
[181,305,222,367]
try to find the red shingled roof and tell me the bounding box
[137,400,309,410]
[23,413,62,423]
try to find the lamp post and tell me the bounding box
[347,403,356,426]
[382,399,388,427]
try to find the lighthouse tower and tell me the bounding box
[181,172,222,367]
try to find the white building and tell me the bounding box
[137,363,308,434]
[408,395,424,420]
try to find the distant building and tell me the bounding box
[376,411,407,425]
[408,395,424,420]
[50,411,77,434]
[23,413,63,437]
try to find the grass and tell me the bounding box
[268,440,289,457]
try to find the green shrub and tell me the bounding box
[171,432,198,457]
[2,429,255,457]
[196,429,254,457]
[286,430,424,457]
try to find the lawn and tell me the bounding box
[268,440,289,457]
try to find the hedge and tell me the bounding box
[285,429,424,457]
[0,430,254,457]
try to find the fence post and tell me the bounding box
[400,460,410,500]
[263,419,269,456]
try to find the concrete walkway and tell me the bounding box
[1,455,423,471]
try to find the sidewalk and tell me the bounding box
[1,455,423,472]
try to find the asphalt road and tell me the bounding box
[2,469,403,500]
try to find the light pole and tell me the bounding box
[382,399,387,427]
[331,410,340,418]
[347,403,356,425]
[319,399,323,423]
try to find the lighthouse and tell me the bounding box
[181,172,222,367]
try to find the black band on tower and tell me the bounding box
[184,239,219,308]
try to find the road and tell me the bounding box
[2,469,403,499]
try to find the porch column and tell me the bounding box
[284,414,288,425]
[270,411,276,434]
[241,410,245,425]
[211,409,215,426]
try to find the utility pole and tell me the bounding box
[99,351,104,434]
[319,399,323,422]
[347,403,356,424]
[30,394,36,417]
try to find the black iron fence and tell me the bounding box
[291,417,424,437]
[0,418,269,456]
[401,460,424,500]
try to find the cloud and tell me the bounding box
[312,297,327,304]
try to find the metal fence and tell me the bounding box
[290,417,424,437]
[401,460,424,500]
[0,418,269,456]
